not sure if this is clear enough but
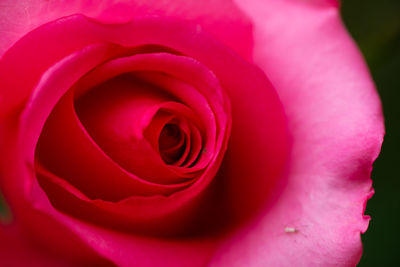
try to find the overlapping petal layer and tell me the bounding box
[210,0,384,266]
[0,12,287,266]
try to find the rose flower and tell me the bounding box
[0,0,384,266]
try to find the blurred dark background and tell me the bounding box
[341,0,400,266]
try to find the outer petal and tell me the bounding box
[0,0,252,59]
[0,224,70,267]
[210,0,384,266]
[0,221,114,266]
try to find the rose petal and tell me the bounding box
[28,185,218,267]
[73,52,228,178]
[138,73,205,167]
[36,90,193,201]
[18,43,125,163]
[0,224,72,266]
[0,0,252,59]
[210,0,385,266]
[35,86,224,233]
[0,217,114,266]
[74,74,197,184]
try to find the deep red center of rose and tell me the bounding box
[158,122,186,164]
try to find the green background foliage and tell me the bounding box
[0,1,398,265]
[342,0,400,266]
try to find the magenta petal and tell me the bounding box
[0,0,252,59]
[18,170,219,266]
[0,224,71,267]
[73,52,227,175]
[36,90,192,201]
[36,199,217,267]
[75,74,194,184]
[210,1,384,266]
[18,43,124,163]
[0,215,114,266]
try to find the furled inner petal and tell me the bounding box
[135,71,214,169]
[73,52,227,173]
[74,74,198,184]
[158,121,186,164]
[35,90,193,201]
[144,109,202,167]
[33,50,232,233]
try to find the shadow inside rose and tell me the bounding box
[11,16,289,238]
[157,122,186,165]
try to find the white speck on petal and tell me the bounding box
[284,227,298,233]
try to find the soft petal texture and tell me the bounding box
[210,0,384,266]
[72,52,229,181]
[0,0,252,58]
[33,50,231,233]
[0,224,72,267]
[35,90,192,200]
[22,187,219,267]
[0,216,114,266]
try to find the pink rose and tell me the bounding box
[0,0,384,266]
